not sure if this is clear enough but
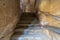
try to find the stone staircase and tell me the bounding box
[11,13,38,40]
[10,13,60,40]
[16,13,37,28]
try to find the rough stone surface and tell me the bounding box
[0,0,20,40]
[11,19,60,40]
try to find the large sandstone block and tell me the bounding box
[0,0,20,40]
[39,0,60,17]
[38,0,60,28]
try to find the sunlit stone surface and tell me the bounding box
[12,19,60,40]
[17,27,51,40]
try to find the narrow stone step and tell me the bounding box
[14,28,26,33]
[15,25,40,33]
[11,34,44,40]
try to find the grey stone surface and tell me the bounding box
[11,19,60,40]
